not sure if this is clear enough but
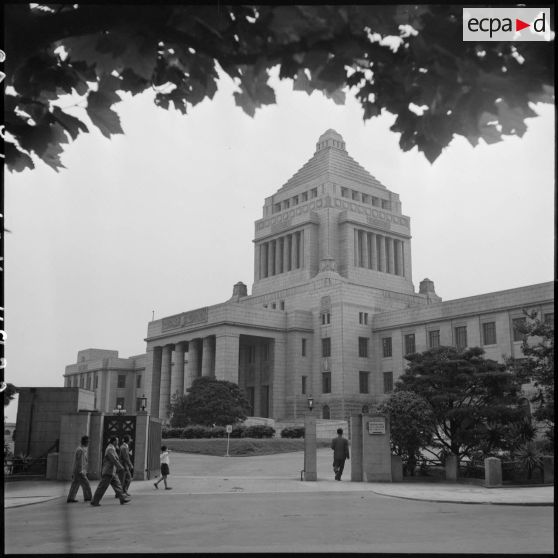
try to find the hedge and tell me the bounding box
[280,426,305,438]
[162,424,276,439]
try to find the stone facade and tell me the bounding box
[64,130,554,423]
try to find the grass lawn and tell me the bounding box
[164,438,332,456]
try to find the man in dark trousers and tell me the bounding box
[66,435,92,503]
[91,436,131,506]
[331,428,350,481]
[118,435,133,495]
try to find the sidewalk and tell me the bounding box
[5,449,553,508]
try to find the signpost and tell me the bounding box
[367,417,386,435]
[225,425,232,457]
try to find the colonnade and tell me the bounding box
[354,229,405,276]
[149,333,241,418]
[259,230,304,279]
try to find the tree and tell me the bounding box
[378,390,434,475]
[168,377,251,427]
[396,346,528,462]
[508,311,554,447]
[4,4,554,172]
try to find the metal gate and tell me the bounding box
[146,418,162,480]
[102,415,137,467]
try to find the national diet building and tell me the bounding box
[64,130,554,423]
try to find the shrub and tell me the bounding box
[181,425,211,439]
[280,426,305,438]
[162,427,183,439]
[242,425,275,438]
[230,425,246,438]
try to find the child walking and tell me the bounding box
[154,445,172,490]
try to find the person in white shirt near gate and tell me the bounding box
[153,446,172,490]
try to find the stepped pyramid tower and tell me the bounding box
[65,130,553,427]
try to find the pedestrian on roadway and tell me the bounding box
[67,435,92,503]
[91,436,131,506]
[331,428,350,481]
[154,445,172,490]
[118,435,133,495]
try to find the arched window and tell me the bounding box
[322,405,330,419]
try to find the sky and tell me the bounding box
[4,67,555,422]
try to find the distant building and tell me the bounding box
[64,130,554,423]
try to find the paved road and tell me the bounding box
[4,449,554,554]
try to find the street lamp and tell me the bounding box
[140,394,147,413]
[307,394,313,412]
[113,404,126,416]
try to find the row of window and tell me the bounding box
[263,300,285,310]
[340,187,392,210]
[378,314,555,358]
[69,373,142,390]
[272,188,319,214]
[259,232,304,278]
[300,371,393,395]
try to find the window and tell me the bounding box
[136,375,142,388]
[512,317,526,342]
[362,194,370,204]
[544,313,554,327]
[301,338,307,357]
[311,187,318,198]
[262,343,270,362]
[283,200,290,209]
[358,337,369,358]
[321,312,331,325]
[322,405,330,419]
[117,374,126,388]
[341,187,349,198]
[136,398,143,412]
[79,376,84,388]
[115,397,125,409]
[381,199,391,210]
[383,372,393,393]
[293,195,299,205]
[280,300,285,310]
[322,372,331,393]
[351,190,360,201]
[322,338,331,357]
[359,371,369,394]
[271,302,276,309]
[454,326,468,350]
[429,330,440,349]
[404,333,416,355]
[301,376,307,395]
[382,337,392,358]
[482,322,497,345]
[94,374,98,389]
[86,376,91,390]
[301,191,308,202]
[247,346,256,363]
[371,196,379,207]
[359,312,368,325]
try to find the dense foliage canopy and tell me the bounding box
[169,377,251,427]
[396,346,528,460]
[4,4,554,172]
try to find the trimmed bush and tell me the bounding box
[162,427,183,439]
[230,425,246,438]
[242,425,275,439]
[280,426,305,438]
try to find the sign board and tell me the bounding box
[367,417,386,435]
[226,425,233,434]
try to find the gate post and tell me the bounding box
[134,413,150,480]
[350,414,363,482]
[88,412,104,480]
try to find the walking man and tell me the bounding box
[331,428,350,481]
[67,435,92,503]
[91,436,131,506]
[118,435,133,495]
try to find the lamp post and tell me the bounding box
[113,404,126,416]
[140,394,147,413]
[307,394,313,413]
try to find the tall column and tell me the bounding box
[399,241,406,277]
[185,339,200,391]
[286,235,292,271]
[378,235,386,272]
[370,232,377,270]
[300,230,305,267]
[215,333,240,383]
[201,336,213,377]
[354,228,358,266]
[267,241,274,277]
[295,232,301,268]
[291,233,297,270]
[387,237,395,274]
[365,232,372,268]
[170,342,185,401]
[275,237,282,274]
[159,344,173,420]
[147,346,162,417]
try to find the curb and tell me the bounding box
[5,495,62,509]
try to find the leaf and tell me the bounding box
[4,141,35,172]
[120,68,149,96]
[86,90,124,138]
[51,106,89,140]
